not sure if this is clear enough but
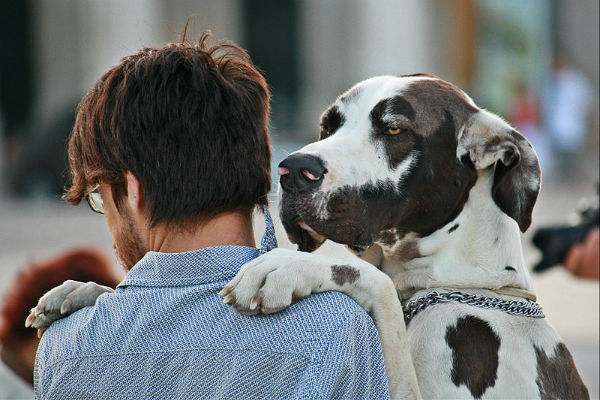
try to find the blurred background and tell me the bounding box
[0,0,598,398]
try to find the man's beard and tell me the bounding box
[113,211,147,271]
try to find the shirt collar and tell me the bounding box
[118,206,277,288]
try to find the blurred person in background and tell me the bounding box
[510,81,552,173]
[564,227,599,280]
[543,51,595,180]
[28,32,390,399]
[0,248,120,386]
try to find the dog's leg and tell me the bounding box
[220,248,421,399]
[25,280,113,336]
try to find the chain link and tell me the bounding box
[402,290,545,323]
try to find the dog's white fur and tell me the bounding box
[389,170,533,294]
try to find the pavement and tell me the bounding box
[0,143,597,398]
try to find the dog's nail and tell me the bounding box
[60,299,72,315]
[218,286,231,297]
[37,329,44,339]
[249,297,261,310]
[223,294,236,305]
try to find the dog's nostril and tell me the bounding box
[278,167,290,176]
[301,169,320,181]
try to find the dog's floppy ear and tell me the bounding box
[457,110,541,232]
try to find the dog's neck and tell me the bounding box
[374,169,534,298]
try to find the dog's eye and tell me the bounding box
[386,127,405,135]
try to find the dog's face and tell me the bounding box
[279,75,540,254]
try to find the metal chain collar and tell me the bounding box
[402,290,545,324]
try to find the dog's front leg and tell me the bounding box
[220,248,421,399]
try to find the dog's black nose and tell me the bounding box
[279,153,327,193]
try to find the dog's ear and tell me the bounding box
[457,111,541,232]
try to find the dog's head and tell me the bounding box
[279,75,540,253]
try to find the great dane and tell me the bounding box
[28,75,588,399]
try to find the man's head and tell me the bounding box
[65,33,271,268]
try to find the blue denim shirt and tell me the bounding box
[34,210,390,399]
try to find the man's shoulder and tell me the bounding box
[37,286,375,365]
[287,290,372,326]
[36,296,103,356]
[264,291,378,353]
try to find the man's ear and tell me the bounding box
[457,111,541,232]
[125,171,145,215]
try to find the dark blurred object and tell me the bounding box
[1,2,34,180]
[8,102,77,197]
[0,2,34,135]
[242,0,299,131]
[0,248,121,385]
[532,189,599,272]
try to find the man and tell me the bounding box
[32,34,390,398]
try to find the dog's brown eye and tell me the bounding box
[387,127,404,135]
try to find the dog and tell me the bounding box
[28,75,588,399]
[218,74,589,399]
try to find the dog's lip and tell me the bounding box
[298,220,372,253]
[298,221,326,242]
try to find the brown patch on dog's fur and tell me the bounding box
[445,316,500,399]
[331,265,360,286]
[393,240,421,263]
[535,343,589,400]
[390,112,478,237]
[403,79,477,137]
[377,232,422,264]
[377,230,399,247]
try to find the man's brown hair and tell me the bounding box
[65,32,271,225]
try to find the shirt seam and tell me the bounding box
[306,309,365,398]
[43,346,313,371]
[118,279,231,288]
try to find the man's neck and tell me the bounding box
[148,212,256,253]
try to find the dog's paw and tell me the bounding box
[219,248,318,315]
[25,280,114,337]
